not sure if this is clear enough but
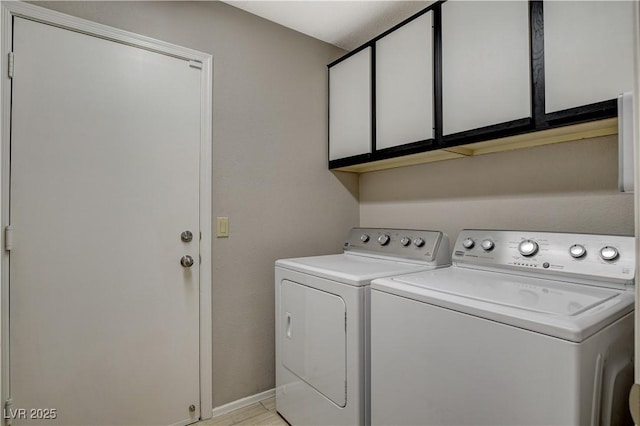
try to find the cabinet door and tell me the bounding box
[376,12,433,150]
[544,1,634,114]
[329,47,372,161]
[442,1,530,136]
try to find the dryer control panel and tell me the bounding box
[344,228,449,264]
[453,229,635,288]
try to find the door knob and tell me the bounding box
[181,231,193,242]
[180,255,194,268]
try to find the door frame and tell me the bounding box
[0,2,213,421]
[634,0,640,390]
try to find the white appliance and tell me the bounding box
[275,228,450,425]
[371,229,635,426]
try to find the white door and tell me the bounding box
[9,17,201,425]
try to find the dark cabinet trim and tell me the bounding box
[329,153,373,170]
[530,0,546,128]
[371,44,377,154]
[545,100,618,127]
[327,41,374,69]
[326,61,332,168]
[442,118,533,148]
[328,0,620,170]
[375,138,437,159]
[433,3,444,144]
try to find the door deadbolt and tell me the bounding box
[181,230,193,242]
[180,255,194,268]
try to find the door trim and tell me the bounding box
[0,2,214,421]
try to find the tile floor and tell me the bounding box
[196,397,287,426]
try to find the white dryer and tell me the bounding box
[371,229,635,426]
[275,228,450,425]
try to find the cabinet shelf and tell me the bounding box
[333,118,617,173]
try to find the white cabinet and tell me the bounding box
[376,12,433,150]
[441,1,531,136]
[544,1,635,114]
[328,0,631,171]
[329,47,372,161]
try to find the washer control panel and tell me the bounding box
[453,229,635,285]
[344,228,448,263]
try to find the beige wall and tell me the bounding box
[360,135,634,243]
[32,1,358,408]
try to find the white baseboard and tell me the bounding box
[211,388,276,419]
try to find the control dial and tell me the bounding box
[360,234,370,243]
[518,239,539,257]
[481,239,495,251]
[378,234,390,246]
[600,246,619,261]
[462,238,475,249]
[569,244,586,259]
[413,237,425,247]
[400,237,411,247]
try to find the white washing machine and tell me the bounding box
[371,229,635,426]
[275,228,450,425]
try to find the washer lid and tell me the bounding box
[372,267,634,342]
[276,253,437,286]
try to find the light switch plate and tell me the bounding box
[216,217,229,238]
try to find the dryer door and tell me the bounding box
[281,280,347,407]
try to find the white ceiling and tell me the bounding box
[222,1,433,51]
